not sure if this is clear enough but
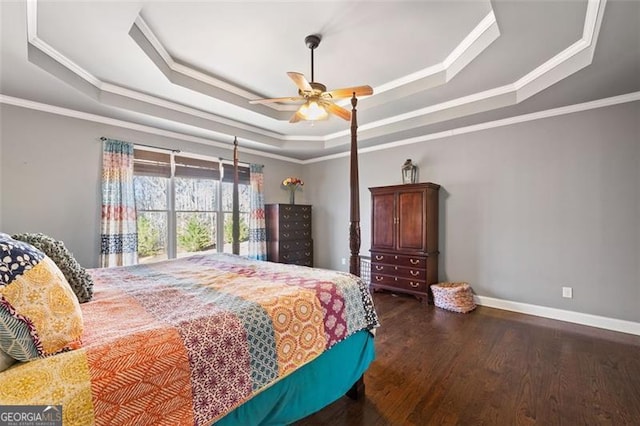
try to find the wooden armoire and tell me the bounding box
[369,183,440,303]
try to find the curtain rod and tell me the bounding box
[100,136,263,167]
[100,137,180,153]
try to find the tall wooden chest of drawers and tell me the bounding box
[265,204,313,267]
[369,183,440,303]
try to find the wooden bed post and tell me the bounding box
[347,94,366,401]
[349,94,361,277]
[232,137,240,255]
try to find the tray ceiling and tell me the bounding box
[1,0,639,161]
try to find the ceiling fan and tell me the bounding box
[250,34,373,123]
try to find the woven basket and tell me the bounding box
[430,282,476,313]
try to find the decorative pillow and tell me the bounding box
[0,234,83,362]
[0,349,16,372]
[12,232,93,303]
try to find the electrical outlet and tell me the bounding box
[341,258,346,265]
[562,287,573,298]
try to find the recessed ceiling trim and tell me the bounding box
[25,0,294,149]
[26,8,99,87]
[370,10,499,98]
[130,16,293,119]
[322,85,517,149]
[583,0,606,46]
[305,92,640,164]
[444,10,501,80]
[4,92,636,165]
[0,94,302,163]
[134,8,500,116]
[24,0,608,155]
[133,15,255,100]
[324,0,607,148]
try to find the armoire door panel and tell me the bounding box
[397,190,426,252]
[371,192,395,250]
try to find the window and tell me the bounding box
[133,148,250,264]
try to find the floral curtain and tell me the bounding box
[248,164,267,260]
[100,139,138,267]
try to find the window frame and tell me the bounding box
[133,148,250,263]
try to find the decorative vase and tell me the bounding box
[289,189,296,205]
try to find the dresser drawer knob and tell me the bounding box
[410,259,420,265]
[283,244,290,249]
[375,255,384,261]
[410,270,420,276]
[409,282,419,288]
[375,276,383,282]
[283,233,290,238]
[375,266,384,271]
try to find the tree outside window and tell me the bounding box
[133,149,250,264]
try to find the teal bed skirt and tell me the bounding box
[215,329,376,425]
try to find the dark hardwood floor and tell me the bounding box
[294,292,640,425]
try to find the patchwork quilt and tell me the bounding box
[0,254,379,425]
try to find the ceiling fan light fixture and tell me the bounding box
[250,33,372,123]
[298,99,328,121]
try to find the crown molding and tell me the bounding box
[129,16,292,120]
[365,10,499,98]
[23,0,608,153]
[0,94,300,163]
[324,0,607,148]
[5,90,636,166]
[304,92,640,163]
[132,10,500,116]
[24,0,296,150]
[133,16,259,101]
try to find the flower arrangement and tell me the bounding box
[282,177,304,188]
[282,177,304,204]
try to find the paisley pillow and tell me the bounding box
[12,233,93,303]
[0,234,83,362]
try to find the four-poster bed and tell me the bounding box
[0,96,375,425]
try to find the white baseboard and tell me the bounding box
[474,295,640,336]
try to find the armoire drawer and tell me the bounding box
[371,252,427,268]
[371,274,427,293]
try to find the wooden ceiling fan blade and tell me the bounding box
[250,96,304,104]
[326,85,374,99]
[323,101,351,121]
[287,72,313,92]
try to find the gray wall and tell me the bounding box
[307,101,640,322]
[2,102,638,323]
[0,104,304,267]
